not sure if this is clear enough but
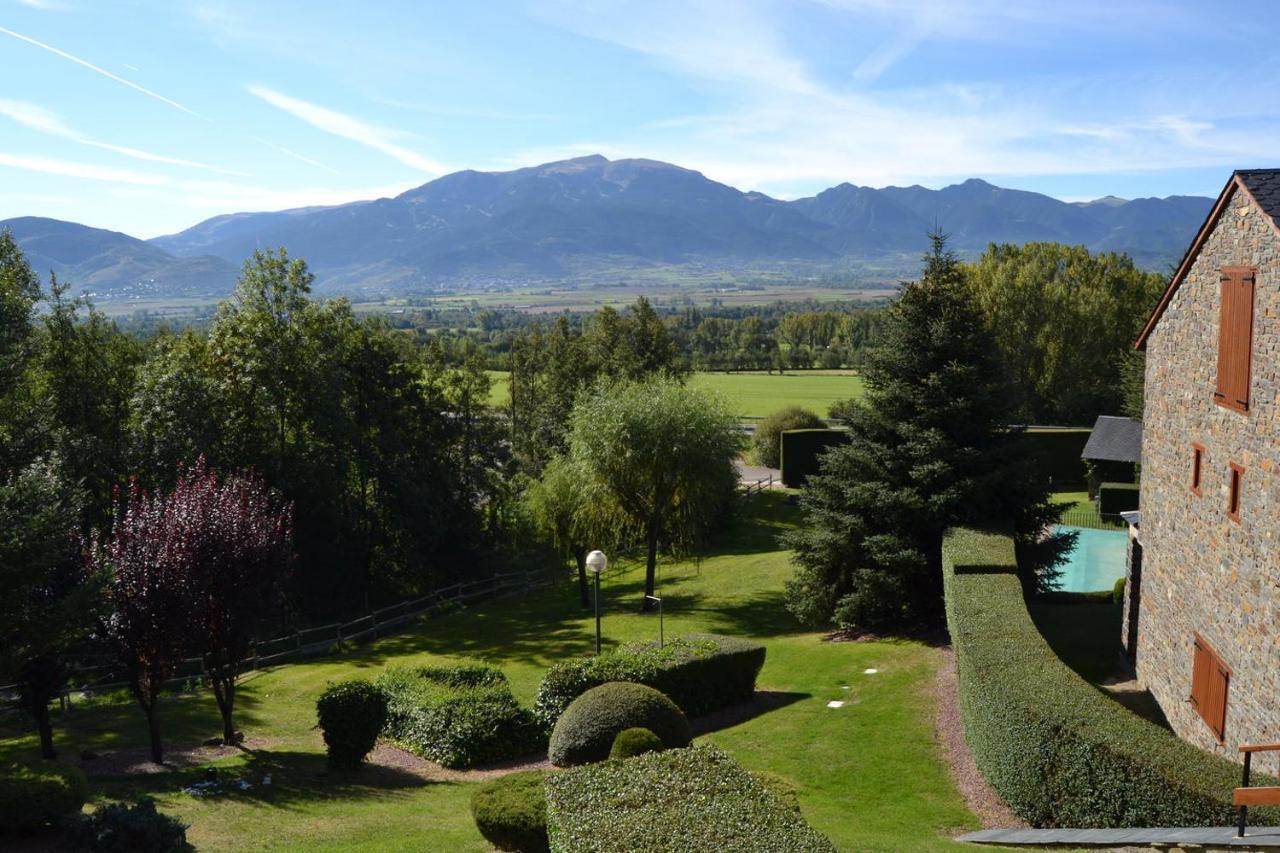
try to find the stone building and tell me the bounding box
[1125,169,1280,758]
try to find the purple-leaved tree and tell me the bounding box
[98,458,293,763]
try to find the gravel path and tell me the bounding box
[933,645,1027,830]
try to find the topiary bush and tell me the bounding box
[534,634,765,730]
[779,428,849,487]
[609,727,665,760]
[377,665,543,769]
[1112,576,1126,606]
[545,745,833,852]
[470,769,549,853]
[67,797,188,852]
[752,406,824,469]
[944,527,1278,827]
[316,679,388,770]
[0,761,87,832]
[549,682,691,767]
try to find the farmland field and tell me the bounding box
[486,369,866,418]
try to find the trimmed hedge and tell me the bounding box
[471,770,550,853]
[0,762,87,832]
[545,745,834,852]
[68,798,188,852]
[549,682,690,767]
[316,679,387,770]
[752,406,824,469]
[779,428,849,487]
[533,634,765,729]
[1099,482,1140,515]
[944,527,1276,827]
[610,727,665,760]
[377,664,543,769]
[1021,427,1090,488]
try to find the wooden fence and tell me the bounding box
[0,568,551,715]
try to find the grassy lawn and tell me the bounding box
[0,492,978,852]
[486,369,867,417]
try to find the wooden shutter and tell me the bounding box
[1191,633,1230,742]
[1216,268,1256,413]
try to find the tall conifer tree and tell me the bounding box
[785,233,1070,630]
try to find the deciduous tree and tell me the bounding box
[568,378,740,609]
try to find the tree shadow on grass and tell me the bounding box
[680,589,806,639]
[94,747,450,814]
[691,690,810,737]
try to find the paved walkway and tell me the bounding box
[961,826,1280,849]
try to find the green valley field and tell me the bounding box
[487,369,866,418]
[0,493,980,852]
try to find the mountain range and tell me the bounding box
[1,155,1212,299]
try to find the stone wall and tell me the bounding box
[1137,181,1280,758]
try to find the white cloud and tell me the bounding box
[247,85,445,174]
[0,26,203,118]
[530,1,1277,197]
[0,152,166,185]
[252,136,339,174]
[0,98,245,175]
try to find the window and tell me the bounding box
[1215,267,1256,413]
[1190,633,1230,742]
[1228,463,1244,524]
[1191,443,1204,495]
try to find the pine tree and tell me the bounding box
[785,233,1070,631]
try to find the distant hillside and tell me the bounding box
[1,216,238,298]
[7,156,1213,298]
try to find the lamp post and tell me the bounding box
[586,550,607,654]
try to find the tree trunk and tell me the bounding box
[144,696,164,764]
[212,672,237,744]
[575,548,589,608]
[33,700,55,760]
[642,518,660,612]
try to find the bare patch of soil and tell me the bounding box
[366,743,551,782]
[69,736,277,777]
[932,645,1026,831]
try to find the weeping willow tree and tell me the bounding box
[567,377,741,610]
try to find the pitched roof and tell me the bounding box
[1081,415,1143,463]
[1134,169,1280,349]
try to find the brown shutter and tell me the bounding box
[1216,268,1256,413]
[1191,636,1209,708]
[1233,272,1255,409]
[1216,272,1235,404]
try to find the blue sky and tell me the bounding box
[1,0,1277,237]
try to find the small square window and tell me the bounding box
[1228,463,1244,524]
[1191,443,1204,495]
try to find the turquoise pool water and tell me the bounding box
[1055,525,1128,592]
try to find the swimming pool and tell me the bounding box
[1054,525,1128,592]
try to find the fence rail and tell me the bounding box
[741,474,775,497]
[0,568,551,714]
[1058,505,1127,530]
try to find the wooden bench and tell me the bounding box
[1235,743,1280,836]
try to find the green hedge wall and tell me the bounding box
[533,634,765,730]
[545,745,834,852]
[1099,482,1140,515]
[779,429,849,487]
[378,665,544,769]
[1021,427,1091,488]
[943,527,1275,827]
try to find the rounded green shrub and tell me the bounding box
[316,679,387,770]
[752,406,824,469]
[0,761,87,832]
[549,682,691,767]
[470,769,549,853]
[1112,576,1126,606]
[752,770,801,813]
[67,797,187,852]
[609,727,664,760]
